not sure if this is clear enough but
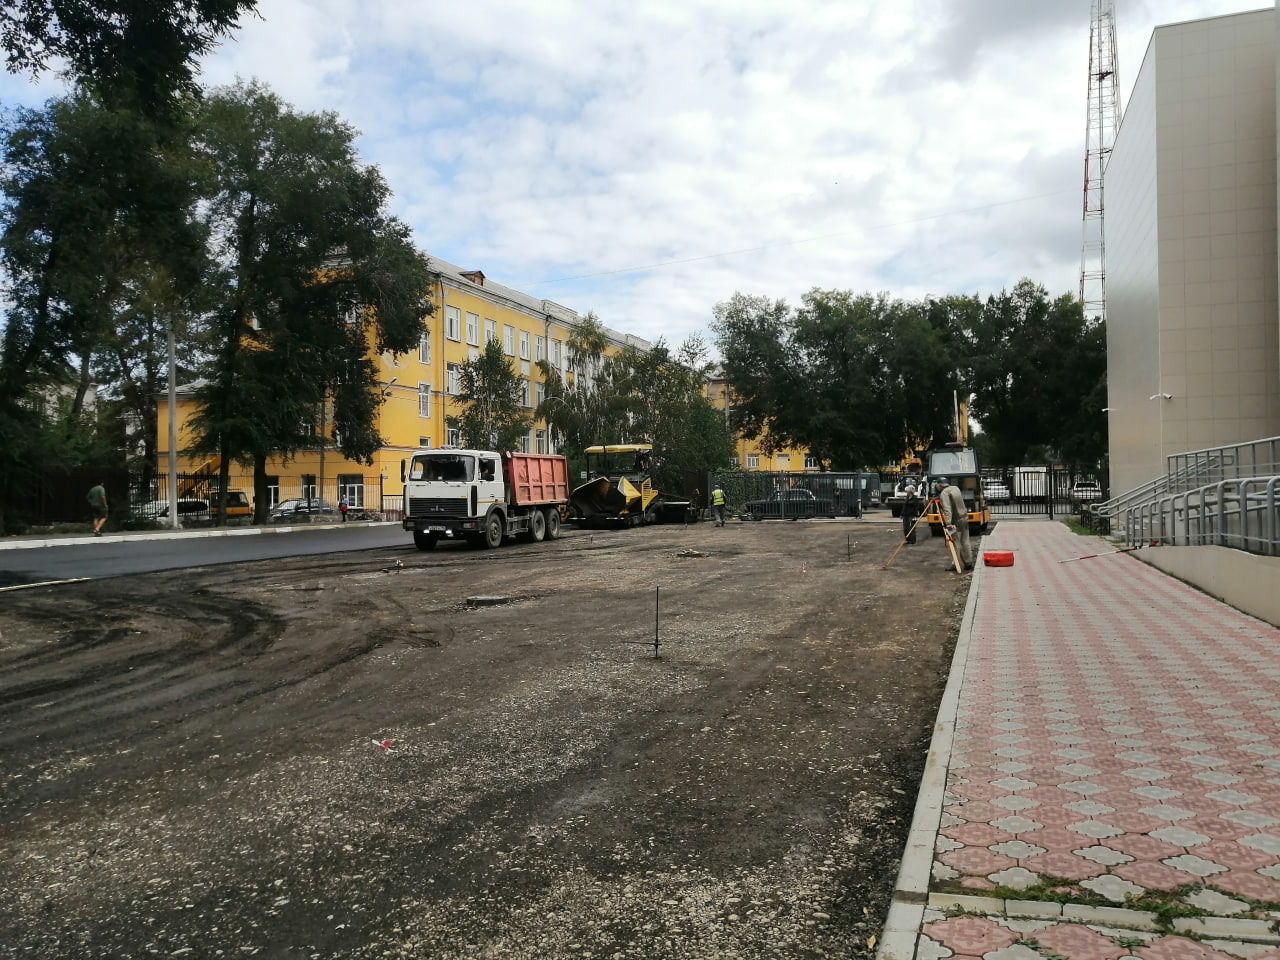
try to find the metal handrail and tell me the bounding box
[1093,436,1280,520]
[1125,475,1280,556]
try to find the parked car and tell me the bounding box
[209,489,253,520]
[133,498,211,520]
[742,488,835,520]
[269,498,336,522]
[982,479,1010,503]
[1070,481,1103,506]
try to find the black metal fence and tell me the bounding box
[980,466,1106,519]
[710,471,866,519]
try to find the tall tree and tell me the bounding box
[713,289,961,469]
[967,280,1106,469]
[1,0,256,115]
[0,94,203,528]
[451,338,530,451]
[187,81,431,522]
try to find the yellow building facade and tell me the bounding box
[158,255,648,511]
[705,377,820,473]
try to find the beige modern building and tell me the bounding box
[1105,7,1280,495]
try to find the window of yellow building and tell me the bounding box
[484,318,497,343]
[535,335,545,362]
[418,382,431,417]
[519,330,530,360]
[520,378,530,408]
[550,339,562,369]
[446,363,461,395]
[503,324,515,356]
[465,312,479,345]
[536,429,547,454]
[747,453,760,469]
[445,306,461,341]
[418,331,430,364]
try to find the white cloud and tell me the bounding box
[0,0,1260,348]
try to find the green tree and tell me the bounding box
[712,289,962,469]
[188,81,431,522]
[0,94,204,528]
[1,0,256,114]
[968,280,1106,470]
[451,338,531,451]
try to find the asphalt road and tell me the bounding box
[0,524,415,589]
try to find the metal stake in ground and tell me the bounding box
[622,586,662,658]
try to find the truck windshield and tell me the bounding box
[928,449,977,475]
[409,454,474,483]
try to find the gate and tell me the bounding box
[982,466,1074,519]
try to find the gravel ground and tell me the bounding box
[0,519,969,959]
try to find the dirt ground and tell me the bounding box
[0,519,970,959]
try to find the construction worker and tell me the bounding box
[934,476,973,571]
[710,484,727,526]
[901,482,921,544]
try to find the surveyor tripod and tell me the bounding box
[881,496,962,572]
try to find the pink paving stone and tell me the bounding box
[1033,805,1095,827]
[958,877,997,891]
[1033,921,1131,960]
[1020,785,1077,805]
[1105,833,1185,860]
[1179,817,1257,841]
[1190,838,1278,870]
[1135,935,1242,960]
[1212,869,1280,902]
[939,846,1016,874]
[1020,850,1108,880]
[1106,811,1176,834]
[1113,859,1198,891]
[924,916,1017,956]
[944,801,1004,823]
[1245,799,1280,819]
[950,780,1007,802]
[1035,826,1098,853]
[941,822,1013,846]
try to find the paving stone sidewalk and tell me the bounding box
[882,521,1280,960]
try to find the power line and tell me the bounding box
[521,186,1075,286]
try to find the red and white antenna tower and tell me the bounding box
[1080,0,1121,322]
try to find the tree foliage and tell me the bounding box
[187,81,431,520]
[712,290,963,469]
[713,281,1107,472]
[1,0,256,113]
[451,338,531,451]
[536,315,733,483]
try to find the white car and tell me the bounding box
[982,480,1010,503]
[134,498,210,519]
[1070,481,1103,504]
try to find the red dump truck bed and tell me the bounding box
[501,453,569,507]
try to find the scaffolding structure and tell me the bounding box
[1080,0,1121,322]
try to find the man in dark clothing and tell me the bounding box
[901,483,922,544]
[87,483,108,536]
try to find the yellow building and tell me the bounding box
[705,376,820,473]
[158,254,648,512]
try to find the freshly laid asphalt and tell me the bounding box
[879,521,1280,960]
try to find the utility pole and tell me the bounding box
[1080,0,1121,323]
[166,318,180,530]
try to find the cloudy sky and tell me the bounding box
[0,1,1262,348]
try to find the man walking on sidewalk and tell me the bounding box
[86,482,108,537]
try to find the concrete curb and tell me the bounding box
[0,520,395,551]
[875,545,986,960]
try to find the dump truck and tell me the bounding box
[922,443,991,536]
[401,448,569,550]
[569,443,697,526]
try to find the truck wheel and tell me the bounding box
[413,530,439,551]
[527,509,546,542]
[483,512,504,549]
[544,507,561,540]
